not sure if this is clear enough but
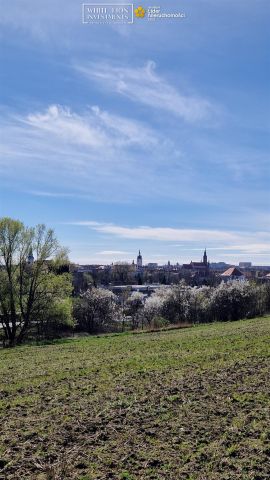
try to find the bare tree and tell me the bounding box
[112,262,134,285]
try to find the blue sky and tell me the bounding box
[0,0,270,265]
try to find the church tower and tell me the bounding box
[136,250,143,268]
[203,249,208,266]
[27,247,34,265]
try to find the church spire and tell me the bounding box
[203,248,207,265]
[27,247,34,265]
[137,249,142,268]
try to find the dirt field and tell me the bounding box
[0,317,269,480]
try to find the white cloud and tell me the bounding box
[0,103,268,212]
[68,221,270,256]
[25,104,157,149]
[90,105,158,147]
[69,221,238,242]
[0,104,170,203]
[75,61,217,123]
[4,103,238,207]
[26,105,105,147]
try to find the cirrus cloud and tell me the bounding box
[75,60,218,123]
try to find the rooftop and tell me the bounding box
[221,267,244,277]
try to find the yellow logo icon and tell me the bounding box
[134,6,145,18]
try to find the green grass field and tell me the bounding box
[0,318,269,480]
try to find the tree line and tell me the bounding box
[75,280,270,333]
[1,218,270,347]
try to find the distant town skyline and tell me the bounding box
[69,248,263,269]
[1,1,269,265]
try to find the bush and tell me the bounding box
[151,316,170,329]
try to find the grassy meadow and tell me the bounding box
[0,317,269,480]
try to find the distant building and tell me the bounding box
[221,267,245,282]
[136,250,143,269]
[210,262,231,271]
[182,249,210,278]
[239,262,252,268]
[147,263,158,269]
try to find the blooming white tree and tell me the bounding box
[141,280,266,325]
[143,295,164,326]
[210,281,258,322]
[126,292,145,329]
[74,288,119,333]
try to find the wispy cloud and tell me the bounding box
[27,190,82,198]
[25,104,157,149]
[0,102,268,215]
[0,104,171,202]
[75,61,217,123]
[1,103,227,206]
[26,105,105,148]
[68,221,270,256]
[69,221,238,242]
